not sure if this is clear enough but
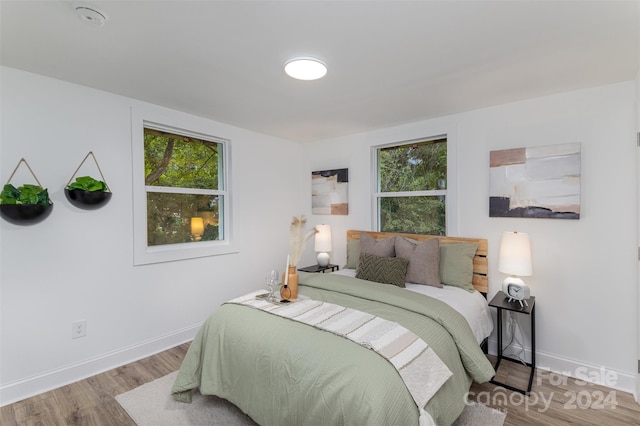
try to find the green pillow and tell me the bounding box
[356,252,409,288]
[439,243,478,291]
[344,238,360,269]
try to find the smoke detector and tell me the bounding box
[74,4,107,27]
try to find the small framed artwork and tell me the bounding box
[312,168,349,215]
[489,142,580,219]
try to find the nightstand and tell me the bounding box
[489,291,536,395]
[297,264,339,273]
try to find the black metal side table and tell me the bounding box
[297,264,339,273]
[489,291,536,395]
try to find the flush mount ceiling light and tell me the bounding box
[74,4,107,26]
[284,57,327,81]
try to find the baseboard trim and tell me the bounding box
[535,351,636,395]
[487,337,636,395]
[0,323,202,407]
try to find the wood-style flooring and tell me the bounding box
[470,357,640,425]
[0,343,188,426]
[1,343,638,425]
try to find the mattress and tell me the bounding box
[333,268,493,344]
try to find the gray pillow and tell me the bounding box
[356,252,408,288]
[439,243,478,292]
[344,238,360,269]
[360,233,395,258]
[395,237,442,287]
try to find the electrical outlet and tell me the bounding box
[72,320,87,339]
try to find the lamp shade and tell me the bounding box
[498,231,532,276]
[314,224,332,252]
[190,217,204,236]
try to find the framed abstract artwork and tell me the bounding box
[312,168,349,215]
[489,143,580,219]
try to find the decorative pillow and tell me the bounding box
[344,238,360,269]
[356,252,409,288]
[439,243,478,292]
[395,237,442,287]
[360,233,395,258]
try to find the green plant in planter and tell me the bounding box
[67,176,108,192]
[0,184,51,205]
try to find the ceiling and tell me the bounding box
[1,1,638,143]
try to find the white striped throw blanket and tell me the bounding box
[227,291,453,426]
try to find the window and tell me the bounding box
[144,127,224,246]
[374,137,447,235]
[132,107,235,265]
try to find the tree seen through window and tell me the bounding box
[144,128,223,246]
[376,138,447,235]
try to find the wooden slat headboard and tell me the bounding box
[347,230,488,294]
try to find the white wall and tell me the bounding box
[2,67,637,404]
[301,81,639,394]
[0,67,303,405]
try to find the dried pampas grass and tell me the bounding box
[289,215,317,266]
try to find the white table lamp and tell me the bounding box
[314,224,332,267]
[498,231,532,305]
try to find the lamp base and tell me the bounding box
[317,252,330,267]
[502,276,531,305]
[503,276,525,287]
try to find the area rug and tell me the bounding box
[116,371,506,426]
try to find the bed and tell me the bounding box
[171,230,495,426]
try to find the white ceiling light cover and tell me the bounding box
[284,57,327,80]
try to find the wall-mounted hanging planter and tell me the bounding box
[64,151,112,210]
[0,158,53,225]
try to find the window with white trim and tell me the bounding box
[374,137,447,235]
[132,108,235,265]
[144,126,225,245]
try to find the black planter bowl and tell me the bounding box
[65,188,112,210]
[0,203,53,225]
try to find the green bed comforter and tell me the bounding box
[172,272,495,426]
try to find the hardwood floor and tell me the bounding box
[0,343,188,426]
[470,357,640,425]
[1,343,638,425]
